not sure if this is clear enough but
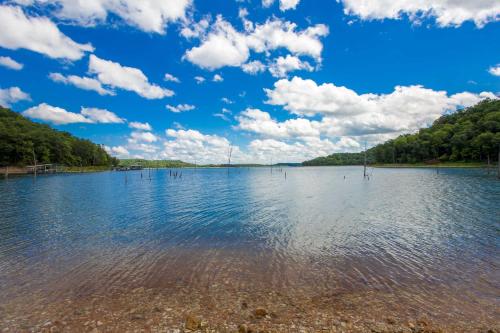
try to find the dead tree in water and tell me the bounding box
[227,145,233,174]
[498,144,500,179]
[32,148,37,178]
[363,142,368,179]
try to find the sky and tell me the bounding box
[0,0,499,164]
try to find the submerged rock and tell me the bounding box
[253,308,268,319]
[185,314,201,330]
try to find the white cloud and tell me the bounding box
[49,72,115,96]
[0,5,93,60]
[164,73,180,83]
[0,56,23,70]
[213,74,224,82]
[262,0,301,11]
[105,145,130,157]
[162,129,237,164]
[15,0,192,34]
[21,103,124,125]
[340,0,500,28]
[236,108,320,139]
[128,131,158,143]
[184,17,249,70]
[242,60,266,74]
[268,55,313,78]
[489,64,500,77]
[246,136,359,163]
[166,104,195,113]
[221,97,234,104]
[0,86,30,107]
[88,55,173,99]
[80,107,124,123]
[265,77,498,138]
[213,113,230,121]
[22,103,91,125]
[129,121,152,131]
[180,17,210,39]
[184,15,328,70]
[194,76,206,84]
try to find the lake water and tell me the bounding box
[0,166,499,330]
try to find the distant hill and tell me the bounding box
[118,159,194,168]
[0,107,117,167]
[303,99,500,166]
[303,153,365,166]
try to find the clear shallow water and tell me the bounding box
[0,167,499,319]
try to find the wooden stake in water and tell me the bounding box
[497,144,500,179]
[363,142,367,179]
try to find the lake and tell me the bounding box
[0,166,498,332]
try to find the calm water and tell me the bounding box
[0,167,499,318]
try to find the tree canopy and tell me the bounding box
[0,107,118,167]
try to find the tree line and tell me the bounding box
[303,99,500,166]
[0,107,118,167]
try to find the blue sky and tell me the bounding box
[0,0,499,163]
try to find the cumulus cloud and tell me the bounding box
[21,103,124,125]
[105,145,130,157]
[49,72,115,96]
[246,136,359,163]
[0,86,30,107]
[265,77,498,138]
[236,108,320,139]
[194,76,206,84]
[213,74,224,82]
[489,64,500,76]
[80,107,125,123]
[161,129,237,164]
[22,103,91,125]
[88,55,173,99]
[0,56,23,70]
[242,60,266,75]
[14,0,192,34]
[184,15,328,70]
[164,73,180,83]
[268,55,313,78]
[340,0,500,27]
[262,0,301,11]
[0,5,93,60]
[128,131,158,143]
[166,104,195,113]
[221,97,234,104]
[129,121,152,131]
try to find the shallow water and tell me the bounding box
[0,166,499,326]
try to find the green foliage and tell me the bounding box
[303,153,365,166]
[118,159,194,168]
[0,107,118,167]
[303,99,500,166]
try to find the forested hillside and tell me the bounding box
[304,99,500,166]
[0,107,118,167]
[302,153,365,166]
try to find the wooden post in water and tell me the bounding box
[487,154,490,175]
[32,148,37,178]
[227,145,233,174]
[363,142,367,179]
[497,144,500,179]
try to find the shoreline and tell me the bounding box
[1,284,497,332]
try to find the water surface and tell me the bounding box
[0,166,499,325]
